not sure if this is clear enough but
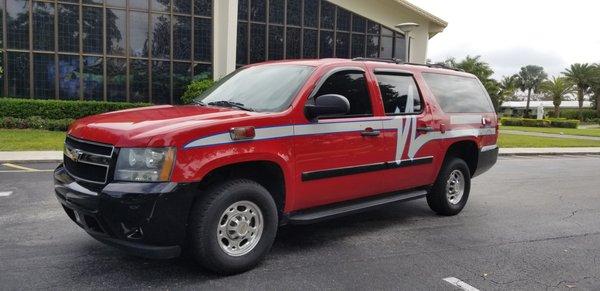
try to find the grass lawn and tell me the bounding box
[501,126,600,137]
[498,133,600,148]
[0,129,65,151]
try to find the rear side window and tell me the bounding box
[422,73,494,113]
[314,71,372,117]
[375,74,422,114]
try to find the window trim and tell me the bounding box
[373,69,425,116]
[308,67,374,119]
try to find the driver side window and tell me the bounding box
[314,70,372,117]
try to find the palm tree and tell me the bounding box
[590,64,600,113]
[539,77,574,118]
[516,65,547,118]
[563,63,594,120]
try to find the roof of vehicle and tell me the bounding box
[249,58,476,78]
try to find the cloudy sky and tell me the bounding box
[410,0,600,79]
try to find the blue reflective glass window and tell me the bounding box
[151,14,171,59]
[249,24,266,63]
[7,0,29,49]
[152,60,171,104]
[194,17,212,62]
[83,6,104,54]
[194,0,212,17]
[173,0,191,14]
[107,58,127,101]
[286,27,301,59]
[33,2,55,51]
[250,0,266,22]
[319,31,334,58]
[238,0,249,21]
[352,14,366,33]
[129,11,149,57]
[380,36,393,58]
[83,0,104,4]
[58,55,81,100]
[236,22,248,65]
[320,1,335,30]
[269,0,284,24]
[286,0,301,26]
[303,0,318,28]
[268,25,284,60]
[33,54,56,99]
[337,8,351,31]
[193,63,212,78]
[367,35,379,58]
[106,9,126,56]
[172,62,191,104]
[367,20,380,34]
[393,35,406,61]
[335,32,349,58]
[83,56,104,101]
[152,0,170,12]
[130,0,149,10]
[303,29,317,58]
[58,4,80,52]
[107,0,126,7]
[173,16,192,60]
[351,34,365,58]
[130,59,149,102]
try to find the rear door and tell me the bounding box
[292,67,390,210]
[375,69,442,190]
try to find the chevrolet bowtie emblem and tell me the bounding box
[65,147,83,162]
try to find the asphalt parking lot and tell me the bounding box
[1,156,600,290]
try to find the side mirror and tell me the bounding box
[304,94,350,120]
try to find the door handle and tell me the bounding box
[361,127,380,137]
[416,126,434,133]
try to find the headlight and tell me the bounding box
[115,148,176,182]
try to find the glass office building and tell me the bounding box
[0,0,443,104]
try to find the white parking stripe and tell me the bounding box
[443,277,480,291]
[2,163,39,172]
[0,191,13,197]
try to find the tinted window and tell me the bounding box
[376,74,421,114]
[422,73,494,113]
[315,71,372,117]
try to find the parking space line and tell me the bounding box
[2,163,40,172]
[0,191,13,197]
[443,277,480,291]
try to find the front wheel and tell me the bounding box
[427,157,471,216]
[188,179,278,274]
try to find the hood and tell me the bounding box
[68,105,260,147]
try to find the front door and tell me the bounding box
[292,68,390,210]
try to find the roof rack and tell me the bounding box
[351,57,463,72]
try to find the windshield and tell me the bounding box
[195,65,315,112]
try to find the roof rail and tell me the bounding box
[351,57,463,72]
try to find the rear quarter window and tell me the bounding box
[422,73,494,113]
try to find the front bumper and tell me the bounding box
[54,165,195,259]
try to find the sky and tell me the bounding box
[410,0,600,79]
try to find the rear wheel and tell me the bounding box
[427,157,471,216]
[188,179,278,274]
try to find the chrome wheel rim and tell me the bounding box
[217,200,263,257]
[446,170,465,205]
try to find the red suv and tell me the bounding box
[55,58,498,274]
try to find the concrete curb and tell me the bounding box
[2,148,600,163]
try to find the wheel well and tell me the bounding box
[197,161,286,213]
[444,141,478,176]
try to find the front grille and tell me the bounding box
[63,136,114,184]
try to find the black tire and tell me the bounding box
[188,179,278,275]
[426,157,471,216]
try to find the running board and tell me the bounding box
[286,189,428,225]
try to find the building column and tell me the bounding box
[213,0,238,80]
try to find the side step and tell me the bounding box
[287,189,428,225]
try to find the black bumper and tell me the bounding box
[473,146,499,177]
[54,165,195,259]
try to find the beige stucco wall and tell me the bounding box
[213,0,439,79]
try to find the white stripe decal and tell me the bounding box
[451,115,483,125]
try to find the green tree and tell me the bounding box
[516,65,548,118]
[589,64,600,113]
[563,63,595,120]
[539,77,574,118]
[496,75,519,108]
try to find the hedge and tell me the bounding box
[1,116,74,131]
[500,117,579,128]
[547,109,599,122]
[0,98,152,120]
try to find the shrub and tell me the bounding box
[0,116,74,131]
[181,78,215,104]
[555,109,599,121]
[0,98,151,120]
[547,118,579,128]
[500,117,579,128]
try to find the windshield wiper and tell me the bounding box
[193,100,207,106]
[207,100,255,112]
